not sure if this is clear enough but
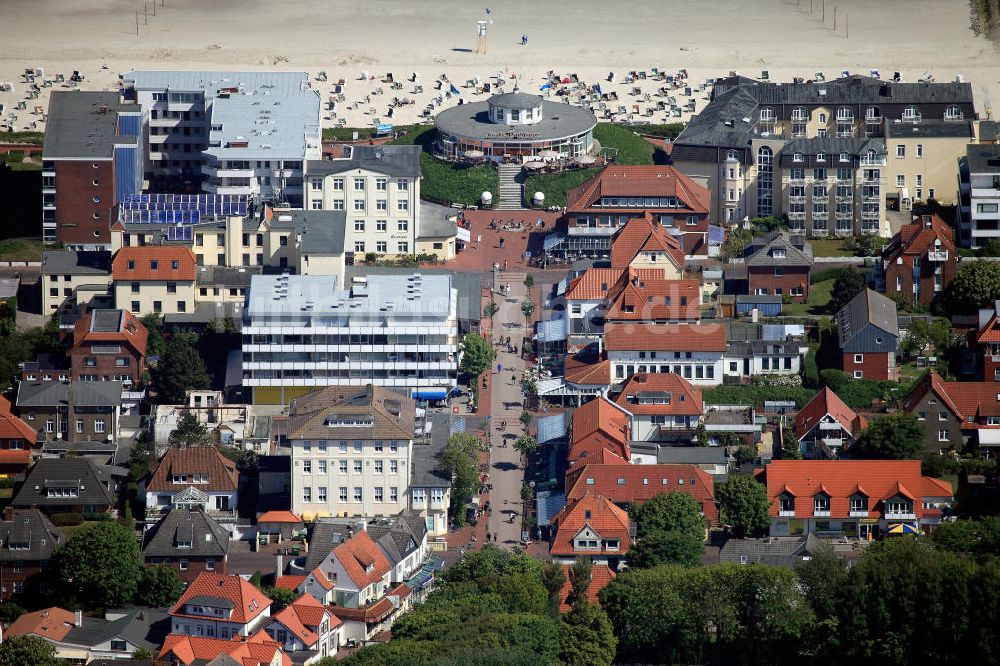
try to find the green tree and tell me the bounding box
[695,422,709,446]
[263,585,298,612]
[933,516,1000,556]
[781,428,803,459]
[629,530,704,568]
[559,600,617,666]
[513,435,537,459]
[136,565,184,607]
[948,260,1000,314]
[483,300,499,320]
[520,297,536,326]
[717,475,771,538]
[566,557,591,610]
[853,234,886,257]
[217,444,259,473]
[828,269,869,314]
[852,412,925,459]
[540,561,567,618]
[794,547,848,619]
[131,647,154,661]
[900,317,951,360]
[53,522,143,609]
[725,227,753,259]
[523,274,534,289]
[439,433,485,526]
[139,313,166,356]
[734,444,756,466]
[460,333,495,377]
[0,635,61,666]
[442,544,540,588]
[153,331,210,403]
[519,410,533,431]
[169,412,211,447]
[0,603,25,624]
[629,492,706,541]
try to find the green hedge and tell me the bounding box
[50,512,84,526]
[702,384,816,409]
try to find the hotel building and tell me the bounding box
[671,74,976,235]
[958,144,1000,248]
[242,273,459,404]
[121,71,321,206]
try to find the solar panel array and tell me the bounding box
[120,209,202,225]
[166,225,194,241]
[119,193,249,217]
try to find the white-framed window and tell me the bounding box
[376,199,387,211]
[916,144,923,158]
[318,486,327,502]
[332,199,345,210]
[353,487,363,502]
[896,145,905,158]
[303,486,312,502]
[318,460,327,474]
[412,488,426,503]
[332,178,344,190]
[353,199,365,211]
[896,175,905,188]
[390,460,398,473]
[397,241,409,253]
[354,460,362,473]
[339,487,348,502]
[397,220,408,231]
[376,178,387,191]
[311,178,323,189]
[854,370,864,379]
[375,460,383,473]
[95,419,106,433]
[374,487,384,502]
[397,199,409,212]
[354,178,365,191]
[854,354,863,363]
[303,460,312,474]
[355,220,365,231]
[390,486,398,502]
[397,179,409,190]
[355,241,365,253]
[376,219,387,232]
[376,241,387,253]
[339,460,348,473]
[311,199,322,210]
[938,429,950,441]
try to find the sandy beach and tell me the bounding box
[1,0,997,132]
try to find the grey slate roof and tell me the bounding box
[713,74,974,107]
[980,121,1000,143]
[0,509,65,562]
[16,381,123,409]
[368,515,427,567]
[184,595,235,609]
[307,144,422,179]
[735,294,782,305]
[41,440,117,455]
[62,608,169,653]
[967,144,1000,173]
[411,412,453,489]
[41,250,112,276]
[884,119,975,139]
[489,92,543,110]
[745,232,814,268]
[303,521,351,572]
[43,92,136,160]
[655,446,728,465]
[672,86,760,148]
[418,201,458,240]
[142,509,230,559]
[11,458,123,508]
[836,288,899,346]
[91,309,124,333]
[778,137,885,166]
[719,536,811,568]
[435,99,597,142]
[195,265,261,288]
[342,265,483,324]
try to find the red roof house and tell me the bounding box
[881,214,956,307]
[0,395,36,477]
[568,397,631,467]
[558,564,617,613]
[610,213,686,275]
[169,572,272,635]
[613,373,703,442]
[69,309,148,384]
[763,460,953,538]
[549,493,631,563]
[160,630,290,666]
[794,387,867,458]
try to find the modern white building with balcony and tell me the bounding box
[122,71,321,206]
[958,145,1000,248]
[242,273,459,404]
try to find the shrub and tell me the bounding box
[50,513,84,527]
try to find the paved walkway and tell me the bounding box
[487,272,531,549]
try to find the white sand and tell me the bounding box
[1,0,997,133]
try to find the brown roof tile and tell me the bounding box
[610,213,685,270]
[566,165,711,213]
[147,447,239,493]
[112,246,196,281]
[603,322,727,352]
[550,493,631,557]
[333,531,393,589]
[614,373,703,416]
[795,387,866,439]
[287,385,414,441]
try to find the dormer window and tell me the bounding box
[778,494,795,513]
[850,495,868,513]
[772,248,786,258]
[793,152,803,162]
[176,539,192,548]
[903,106,919,121]
[944,104,963,120]
[816,152,826,162]
[813,493,830,515]
[839,152,849,162]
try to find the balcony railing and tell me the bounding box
[788,196,806,204]
[835,211,853,220]
[849,510,869,518]
[884,511,916,520]
[861,158,887,166]
[787,211,806,220]
[778,509,795,517]
[862,211,881,219]
[813,510,832,517]
[927,250,949,261]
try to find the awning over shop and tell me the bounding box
[978,428,1000,447]
[413,389,449,400]
[536,378,567,395]
[456,226,471,242]
[537,412,568,444]
[544,233,567,251]
[537,316,569,342]
[536,490,567,526]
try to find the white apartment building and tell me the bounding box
[287,385,414,520]
[603,322,727,386]
[122,71,321,206]
[242,272,459,404]
[305,145,422,257]
[958,145,1000,248]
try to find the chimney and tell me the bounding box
[74,610,83,627]
[275,554,283,581]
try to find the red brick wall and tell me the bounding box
[55,159,115,245]
[842,352,894,381]
[747,267,810,302]
[0,562,46,600]
[883,257,956,306]
[71,343,143,383]
[145,556,227,585]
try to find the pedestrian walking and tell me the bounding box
[497,362,502,373]
[487,531,492,542]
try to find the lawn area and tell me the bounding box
[59,520,106,540]
[627,122,686,140]
[781,278,835,316]
[0,131,44,145]
[810,238,855,257]
[0,237,45,261]
[523,123,657,207]
[390,127,497,206]
[1,150,41,172]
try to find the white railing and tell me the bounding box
[813,510,831,517]
[779,510,795,517]
[861,158,887,166]
[927,250,949,262]
[849,510,869,518]
[885,511,916,520]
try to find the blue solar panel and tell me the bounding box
[119,194,247,222]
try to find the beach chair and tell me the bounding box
[414,85,424,94]
[671,107,682,118]
[639,71,647,79]
[761,70,769,80]
[841,70,850,78]
[870,69,880,79]
[617,105,627,115]
[815,71,825,81]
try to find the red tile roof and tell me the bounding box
[883,214,955,265]
[603,322,727,352]
[764,460,953,520]
[258,510,303,524]
[308,567,335,591]
[605,274,701,322]
[147,446,239,493]
[566,165,711,214]
[112,246,197,282]
[0,395,36,442]
[169,572,272,625]
[610,213,685,271]
[564,353,612,387]
[160,630,289,666]
[274,575,306,591]
[550,493,632,557]
[902,371,1000,423]
[795,388,866,440]
[564,267,660,302]
[270,600,319,646]
[71,309,148,357]
[565,463,717,525]
[5,607,75,642]
[571,397,630,455]
[0,449,31,466]
[614,373,703,416]
[558,564,617,613]
[333,530,392,589]
[286,592,340,629]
